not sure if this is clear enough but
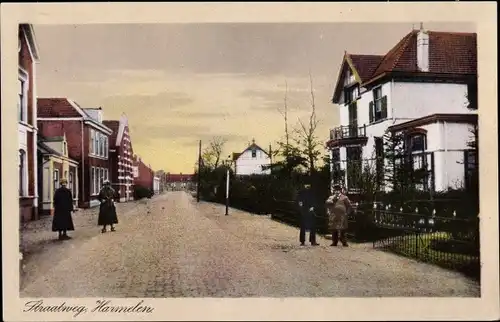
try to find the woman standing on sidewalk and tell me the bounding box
[52,178,75,240]
[325,184,353,247]
[98,181,118,233]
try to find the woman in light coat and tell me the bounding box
[325,184,353,247]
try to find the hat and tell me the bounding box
[332,184,342,191]
[103,180,110,185]
[60,178,68,185]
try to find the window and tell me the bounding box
[406,133,426,153]
[252,149,256,158]
[374,137,384,185]
[99,168,104,191]
[69,173,74,192]
[104,168,109,183]
[63,142,68,156]
[64,170,68,181]
[19,149,27,196]
[348,102,358,137]
[91,167,96,195]
[467,82,478,110]
[104,137,108,158]
[53,169,60,190]
[344,85,360,104]
[369,87,388,123]
[90,130,95,154]
[331,148,342,181]
[18,79,26,122]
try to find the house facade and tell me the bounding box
[132,155,154,193]
[37,134,79,216]
[328,27,477,193]
[37,99,113,208]
[232,140,271,176]
[18,24,40,222]
[164,173,194,190]
[103,114,135,202]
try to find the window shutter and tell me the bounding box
[369,101,374,123]
[381,95,388,119]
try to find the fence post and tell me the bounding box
[372,203,377,248]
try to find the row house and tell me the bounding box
[37,134,79,216]
[103,114,135,202]
[132,154,155,192]
[18,24,40,222]
[37,100,113,208]
[328,26,478,193]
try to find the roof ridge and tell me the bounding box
[427,30,476,36]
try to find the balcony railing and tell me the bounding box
[329,124,367,141]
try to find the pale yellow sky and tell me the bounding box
[35,22,475,173]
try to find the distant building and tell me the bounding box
[103,114,135,202]
[165,173,193,190]
[232,139,271,176]
[132,154,154,193]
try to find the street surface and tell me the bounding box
[20,191,480,297]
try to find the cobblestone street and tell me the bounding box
[20,192,480,297]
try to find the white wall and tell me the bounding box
[392,82,471,119]
[235,149,271,176]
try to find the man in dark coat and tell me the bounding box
[98,181,118,233]
[52,178,75,240]
[296,180,320,246]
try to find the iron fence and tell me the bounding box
[369,203,480,279]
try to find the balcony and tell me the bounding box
[327,124,368,148]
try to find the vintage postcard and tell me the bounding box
[1,2,498,321]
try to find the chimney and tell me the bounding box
[416,23,429,72]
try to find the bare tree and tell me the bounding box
[276,80,291,158]
[294,71,322,175]
[201,136,227,169]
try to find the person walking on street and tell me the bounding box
[52,178,75,240]
[325,184,353,247]
[297,179,320,246]
[98,180,118,233]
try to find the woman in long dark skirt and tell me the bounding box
[52,178,75,240]
[98,181,118,233]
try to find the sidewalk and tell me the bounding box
[19,199,147,290]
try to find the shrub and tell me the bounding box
[134,185,152,200]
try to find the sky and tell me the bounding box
[34,22,475,173]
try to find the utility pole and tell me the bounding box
[197,140,202,202]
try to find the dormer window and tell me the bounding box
[252,149,257,158]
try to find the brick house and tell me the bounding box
[18,24,40,222]
[132,154,155,193]
[37,134,79,216]
[165,173,194,190]
[37,99,113,208]
[103,114,135,202]
[328,27,477,193]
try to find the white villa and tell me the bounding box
[328,26,478,193]
[232,140,271,176]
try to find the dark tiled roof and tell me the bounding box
[332,29,477,103]
[349,54,384,82]
[232,152,242,161]
[370,30,477,79]
[37,98,82,118]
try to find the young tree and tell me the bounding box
[201,136,227,169]
[293,71,322,176]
